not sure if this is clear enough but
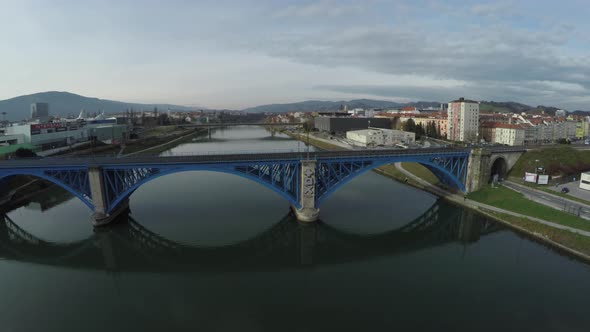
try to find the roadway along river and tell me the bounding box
[1,126,590,331]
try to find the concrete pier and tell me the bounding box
[293,160,319,222]
[88,167,127,226]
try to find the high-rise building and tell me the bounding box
[31,102,49,121]
[447,98,479,142]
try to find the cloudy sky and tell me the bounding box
[1,0,589,109]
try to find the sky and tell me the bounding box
[1,0,589,110]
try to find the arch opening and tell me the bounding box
[108,166,300,215]
[316,158,466,206]
[490,157,508,183]
[0,173,92,210]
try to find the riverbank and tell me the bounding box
[121,127,206,156]
[284,129,590,263]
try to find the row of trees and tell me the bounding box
[398,119,442,139]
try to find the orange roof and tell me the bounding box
[480,122,524,129]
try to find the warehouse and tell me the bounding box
[314,117,391,134]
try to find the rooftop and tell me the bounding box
[449,97,478,104]
[481,122,524,130]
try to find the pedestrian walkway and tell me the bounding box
[395,163,590,237]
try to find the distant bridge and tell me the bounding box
[177,122,301,128]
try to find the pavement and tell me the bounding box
[503,181,590,221]
[395,163,590,237]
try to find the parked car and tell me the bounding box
[561,187,570,194]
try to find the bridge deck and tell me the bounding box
[0,146,525,168]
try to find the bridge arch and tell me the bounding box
[104,165,301,214]
[316,157,466,205]
[0,170,93,210]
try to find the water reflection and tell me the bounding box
[0,201,503,273]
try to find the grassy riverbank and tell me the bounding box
[480,210,590,258]
[467,185,590,231]
[121,128,205,155]
[400,163,440,185]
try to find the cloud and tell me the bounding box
[316,79,590,110]
[273,0,365,18]
[470,2,517,17]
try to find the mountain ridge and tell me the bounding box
[1,91,586,120]
[0,91,200,121]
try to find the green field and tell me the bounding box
[467,185,590,231]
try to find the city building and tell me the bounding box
[447,98,479,142]
[398,114,448,138]
[480,123,525,146]
[1,110,129,151]
[314,117,391,134]
[346,128,415,147]
[4,122,90,150]
[30,102,50,122]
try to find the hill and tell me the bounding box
[509,146,590,178]
[0,91,199,121]
[478,101,586,116]
[241,99,441,113]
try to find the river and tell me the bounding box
[1,126,589,332]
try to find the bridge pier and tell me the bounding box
[465,149,491,193]
[292,160,319,222]
[89,167,127,226]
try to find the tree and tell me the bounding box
[302,119,314,132]
[415,123,425,139]
[403,119,416,132]
[14,148,37,158]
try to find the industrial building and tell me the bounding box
[346,128,415,147]
[1,109,128,152]
[314,117,391,134]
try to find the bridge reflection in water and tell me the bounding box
[0,201,502,273]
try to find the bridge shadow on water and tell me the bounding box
[0,200,504,273]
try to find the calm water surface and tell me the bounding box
[1,126,589,332]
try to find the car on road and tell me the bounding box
[561,187,570,194]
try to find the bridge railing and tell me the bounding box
[0,147,474,167]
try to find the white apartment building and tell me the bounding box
[495,125,525,146]
[346,128,415,147]
[447,98,479,142]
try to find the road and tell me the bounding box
[503,181,590,221]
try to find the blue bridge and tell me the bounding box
[0,147,493,224]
